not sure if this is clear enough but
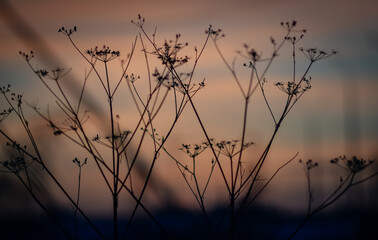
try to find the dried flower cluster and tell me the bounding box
[330,155,374,173]
[87,45,120,62]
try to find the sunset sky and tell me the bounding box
[0,0,377,215]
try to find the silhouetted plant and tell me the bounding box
[0,16,376,240]
[289,156,377,239]
[72,157,87,240]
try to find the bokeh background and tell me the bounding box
[0,0,377,239]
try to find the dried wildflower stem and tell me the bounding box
[24,56,115,194]
[247,153,298,206]
[116,93,166,198]
[173,142,215,232]
[66,36,107,93]
[137,21,230,190]
[121,116,179,240]
[0,129,106,239]
[119,81,164,155]
[118,76,172,194]
[2,115,162,237]
[233,99,249,189]
[121,21,217,238]
[13,171,74,239]
[211,27,294,238]
[68,31,165,239]
[288,173,355,239]
[176,68,231,194]
[46,163,105,239]
[99,87,165,239]
[112,37,138,98]
[290,155,377,239]
[2,93,41,165]
[229,97,250,237]
[192,156,212,227]
[213,40,245,97]
[19,30,166,239]
[239,55,314,202]
[21,148,33,191]
[233,61,258,185]
[103,60,119,240]
[73,158,86,240]
[88,134,165,233]
[139,34,152,94]
[76,65,93,113]
[122,89,191,236]
[305,169,312,216]
[218,153,298,237]
[26,63,71,112]
[350,172,378,185]
[250,63,277,124]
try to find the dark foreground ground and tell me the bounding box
[1,205,376,240]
